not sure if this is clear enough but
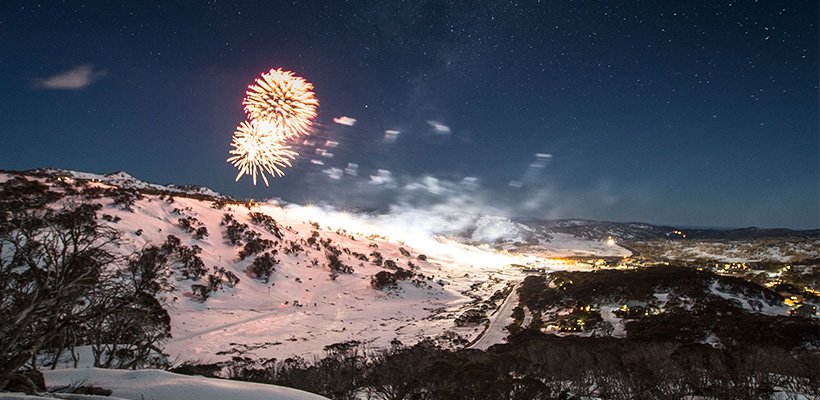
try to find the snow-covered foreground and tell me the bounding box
[0,368,328,400]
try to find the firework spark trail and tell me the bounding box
[243,68,318,139]
[227,120,298,186]
[228,68,318,185]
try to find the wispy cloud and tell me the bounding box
[510,153,553,188]
[383,129,400,143]
[345,163,359,176]
[35,64,106,90]
[333,116,357,126]
[426,120,451,134]
[322,167,344,180]
[309,165,643,226]
[369,169,397,188]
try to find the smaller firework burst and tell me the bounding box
[243,68,318,139]
[227,120,298,186]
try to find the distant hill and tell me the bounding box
[23,168,229,199]
[518,218,818,242]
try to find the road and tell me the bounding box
[467,283,520,350]
[616,242,640,257]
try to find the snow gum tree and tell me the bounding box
[0,200,118,390]
[0,178,172,391]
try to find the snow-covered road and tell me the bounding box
[467,283,520,350]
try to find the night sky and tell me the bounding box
[1,1,817,228]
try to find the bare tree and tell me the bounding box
[0,202,119,390]
[1,191,173,390]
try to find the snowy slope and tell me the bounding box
[1,369,327,400]
[121,200,495,361]
[4,171,539,363]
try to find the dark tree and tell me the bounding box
[1,195,175,389]
[0,202,118,389]
[248,252,278,283]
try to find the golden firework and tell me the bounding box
[243,68,318,139]
[227,120,298,186]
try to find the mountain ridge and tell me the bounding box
[12,168,817,239]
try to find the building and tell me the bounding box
[788,304,816,318]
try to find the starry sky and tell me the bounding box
[1,1,818,228]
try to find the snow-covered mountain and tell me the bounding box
[450,216,817,262]
[523,219,669,241]
[519,218,818,242]
[27,168,227,199]
[3,168,813,363]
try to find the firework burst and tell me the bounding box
[227,120,298,186]
[243,68,318,139]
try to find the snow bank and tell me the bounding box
[37,368,328,400]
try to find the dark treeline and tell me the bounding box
[514,268,819,350]
[175,333,819,400]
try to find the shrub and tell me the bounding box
[327,252,354,275]
[111,188,142,211]
[284,240,303,255]
[221,214,249,246]
[371,268,414,290]
[191,284,210,302]
[371,271,397,289]
[101,214,121,223]
[178,216,207,240]
[248,252,278,283]
[249,212,283,239]
[238,234,275,261]
[370,251,384,266]
[161,235,207,281]
[306,231,320,250]
[455,309,488,326]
